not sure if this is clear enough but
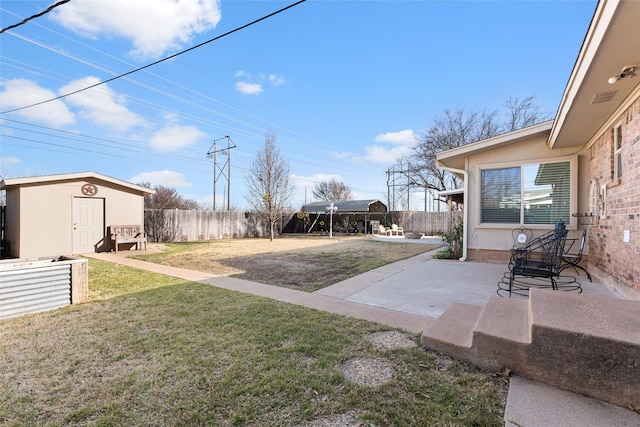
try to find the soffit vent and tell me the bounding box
[591,91,617,104]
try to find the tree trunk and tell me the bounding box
[270,220,274,241]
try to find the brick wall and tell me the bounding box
[589,96,640,294]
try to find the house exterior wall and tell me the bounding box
[7,178,145,258]
[588,96,640,295]
[464,134,584,263]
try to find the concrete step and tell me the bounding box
[420,303,482,362]
[505,376,640,427]
[525,288,640,408]
[421,298,532,370]
[471,296,530,371]
[421,288,640,409]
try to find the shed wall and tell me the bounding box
[4,189,20,256]
[8,178,146,258]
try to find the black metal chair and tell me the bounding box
[498,220,581,297]
[560,229,592,282]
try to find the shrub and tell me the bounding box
[435,219,463,259]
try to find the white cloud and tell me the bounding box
[0,79,75,126]
[354,144,413,164]
[149,124,206,151]
[129,170,192,188]
[59,77,145,132]
[1,156,21,165]
[162,111,180,123]
[374,129,418,145]
[268,74,285,86]
[235,81,263,95]
[234,71,284,94]
[352,129,418,164]
[51,0,221,60]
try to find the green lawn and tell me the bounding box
[0,258,507,426]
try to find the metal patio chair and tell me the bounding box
[498,220,581,297]
[560,229,592,282]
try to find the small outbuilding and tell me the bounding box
[0,172,154,258]
[283,199,389,234]
[301,199,388,214]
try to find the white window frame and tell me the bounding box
[477,156,577,230]
[614,125,623,180]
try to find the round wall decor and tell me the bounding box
[81,183,98,196]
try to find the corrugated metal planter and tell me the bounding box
[0,257,88,321]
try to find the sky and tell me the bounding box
[0,0,597,211]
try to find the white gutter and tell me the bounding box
[437,161,468,262]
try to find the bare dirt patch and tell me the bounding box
[135,236,440,292]
[365,330,418,350]
[340,357,393,387]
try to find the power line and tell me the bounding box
[0,0,70,34]
[1,13,342,156]
[1,6,384,175]
[0,0,307,115]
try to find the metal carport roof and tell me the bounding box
[300,199,387,213]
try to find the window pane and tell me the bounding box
[523,162,570,224]
[481,167,520,223]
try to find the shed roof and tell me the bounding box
[0,172,155,194]
[301,199,387,213]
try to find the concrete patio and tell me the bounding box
[318,239,621,319]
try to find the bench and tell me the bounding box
[109,225,147,253]
[497,220,581,297]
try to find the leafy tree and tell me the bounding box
[245,132,296,241]
[312,178,352,201]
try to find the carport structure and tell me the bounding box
[283,199,388,235]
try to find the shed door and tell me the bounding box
[73,197,104,253]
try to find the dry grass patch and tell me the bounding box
[133,236,441,292]
[0,259,507,426]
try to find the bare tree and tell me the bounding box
[503,95,550,132]
[408,108,500,197]
[0,170,6,207]
[312,178,352,201]
[140,183,201,210]
[139,183,202,242]
[408,95,548,196]
[245,132,296,241]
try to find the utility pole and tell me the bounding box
[387,163,415,211]
[207,136,236,211]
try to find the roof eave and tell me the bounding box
[0,172,155,194]
[549,0,640,149]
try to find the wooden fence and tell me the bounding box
[399,211,463,235]
[145,209,463,242]
[144,209,288,242]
